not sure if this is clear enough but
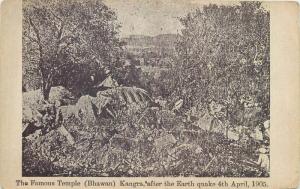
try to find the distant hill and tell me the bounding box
[122,34,179,49]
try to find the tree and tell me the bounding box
[23,0,124,100]
[173,2,270,125]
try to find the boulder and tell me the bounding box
[91,93,112,115]
[195,112,213,131]
[154,134,177,151]
[23,86,75,123]
[250,126,264,141]
[48,86,75,104]
[23,106,43,123]
[56,105,80,124]
[23,86,75,108]
[55,93,117,125]
[76,95,97,124]
[210,119,227,134]
[227,128,240,141]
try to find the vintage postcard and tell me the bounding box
[0,0,299,189]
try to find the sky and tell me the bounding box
[103,0,211,37]
[103,0,268,38]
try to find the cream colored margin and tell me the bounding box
[0,0,299,189]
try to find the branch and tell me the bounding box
[24,34,39,44]
[203,156,216,172]
[253,44,258,62]
[54,22,65,57]
[57,23,64,40]
[47,7,63,22]
[28,17,43,59]
[53,62,70,72]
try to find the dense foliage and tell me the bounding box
[170,2,270,125]
[23,0,125,98]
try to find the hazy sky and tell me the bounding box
[103,1,268,37]
[103,0,205,37]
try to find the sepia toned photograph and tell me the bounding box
[22,0,270,177]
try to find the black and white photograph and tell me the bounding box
[22,0,270,177]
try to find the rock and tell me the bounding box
[48,86,75,104]
[94,75,119,88]
[227,128,240,141]
[250,126,263,141]
[56,105,80,124]
[264,120,270,129]
[23,106,43,124]
[154,134,177,151]
[56,94,114,124]
[57,126,75,145]
[195,112,213,131]
[172,99,183,112]
[23,86,75,108]
[90,92,112,116]
[23,86,75,125]
[76,95,97,124]
[263,120,270,138]
[23,90,43,109]
[210,119,226,134]
[91,93,112,115]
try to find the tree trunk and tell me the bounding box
[41,72,53,101]
[42,82,51,101]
